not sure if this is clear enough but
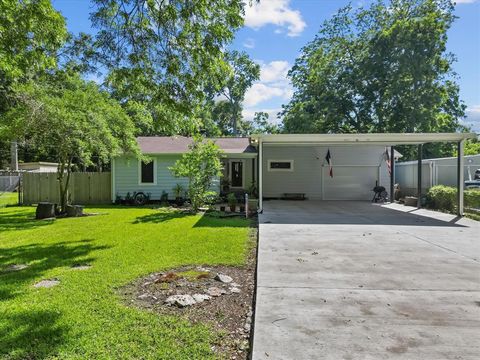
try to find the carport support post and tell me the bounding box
[390,146,395,203]
[457,140,464,216]
[259,138,263,213]
[417,144,422,208]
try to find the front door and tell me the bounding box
[231,161,243,188]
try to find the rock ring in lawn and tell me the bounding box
[6,264,29,272]
[34,279,60,288]
[215,273,233,283]
[207,286,227,297]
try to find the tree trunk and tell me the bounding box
[58,158,72,213]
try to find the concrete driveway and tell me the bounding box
[252,201,480,360]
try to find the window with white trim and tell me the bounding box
[268,160,294,172]
[140,160,155,184]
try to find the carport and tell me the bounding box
[251,133,477,215]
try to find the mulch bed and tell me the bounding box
[119,221,258,359]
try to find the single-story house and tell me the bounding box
[112,133,477,215]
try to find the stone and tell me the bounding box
[230,282,241,288]
[164,294,196,307]
[192,294,211,303]
[7,264,28,271]
[34,279,60,288]
[230,287,241,294]
[215,273,233,283]
[138,293,150,300]
[71,264,91,270]
[207,287,226,297]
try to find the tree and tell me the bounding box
[282,0,465,158]
[249,112,281,134]
[217,51,260,135]
[170,135,223,212]
[1,71,139,211]
[90,0,245,135]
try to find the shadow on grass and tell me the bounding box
[0,308,68,359]
[193,213,250,228]
[0,209,55,232]
[133,210,192,224]
[0,239,110,301]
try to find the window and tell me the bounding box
[139,160,155,184]
[268,160,294,172]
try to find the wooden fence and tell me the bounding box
[22,172,111,205]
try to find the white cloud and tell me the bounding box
[244,0,306,37]
[453,0,479,4]
[243,38,255,49]
[243,108,283,123]
[464,105,480,132]
[243,60,293,107]
[259,60,290,83]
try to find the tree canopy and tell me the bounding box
[282,0,465,142]
[90,0,246,135]
[2,71,139,210]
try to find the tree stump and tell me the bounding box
[36,202,56,219]
[66,205,84,217]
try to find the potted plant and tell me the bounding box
[172,183,185,206]
[227,193,237,212]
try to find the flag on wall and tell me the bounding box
[384,147,391,175]
[325,149,333,177]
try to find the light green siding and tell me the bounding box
[113,155,191,200]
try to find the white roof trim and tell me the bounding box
[251,133,477,145]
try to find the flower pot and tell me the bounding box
[220,206,226,212]
[229,206,236,212]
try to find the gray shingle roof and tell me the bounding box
[137,136,257,154]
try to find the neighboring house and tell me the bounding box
[395,154,480,195]
[18,162,59,173]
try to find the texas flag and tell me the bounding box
[325,149,333,178]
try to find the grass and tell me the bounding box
[0,205,252,359]
[0,192,18,207]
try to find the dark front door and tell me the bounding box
[231,161,243,188]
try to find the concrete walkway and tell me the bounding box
[252,201,480,360]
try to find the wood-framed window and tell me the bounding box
[268,160,294,172]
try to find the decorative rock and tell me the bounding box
[215,273,233,283]
[138,293,150,300]
[71,264,91,270]
[192,294,211,303]
[36,202,56,219]
[165,294,196,307]
[230,287,241,294]
[34,279,60,288]
[207,287,226,297]
[230,282,241,288]
[7,264,28,271]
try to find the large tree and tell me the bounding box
[217,50,260,135]
[282,0,465,157]
[1,71,139,211]
[90,0,246,135]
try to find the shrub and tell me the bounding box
[426,185,480,213]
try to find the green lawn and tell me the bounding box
[0,206,252,359]
[0,192,18,207]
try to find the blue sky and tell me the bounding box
[52,0,480,131]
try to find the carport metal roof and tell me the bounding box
[251,133,477,145]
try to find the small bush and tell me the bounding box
[426,185,480,213]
